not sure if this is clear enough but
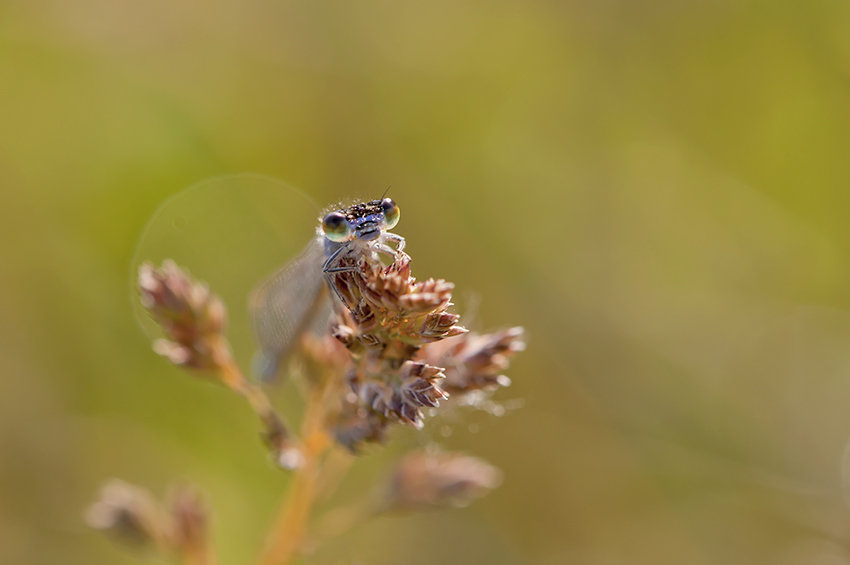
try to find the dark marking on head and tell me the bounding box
[342,200,384,222]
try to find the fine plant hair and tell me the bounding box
[88,199,525,565]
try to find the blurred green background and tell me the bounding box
[4,1,850,563]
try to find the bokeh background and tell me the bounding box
[4,1,850,563]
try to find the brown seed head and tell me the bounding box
[330,253,466,354]
[167,485,210,558]
[318,228,522,452]
[420,327,526,394]
[383,450,502,511]
[138,260,230,370]
[333,396,389,452]
[86,480,164,549]
[321,238,528,452]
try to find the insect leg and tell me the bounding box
[322,244,358,311]
[374,243,411,265]
[382,232,406,252]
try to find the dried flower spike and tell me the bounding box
[421,326,526,395]
[139,260,298,469]
[382,450,502,511]
[138,260,230,371]
[86,480,165,549]
[167,485,214,564]
[330,254,468,354]
[87,480,217,564]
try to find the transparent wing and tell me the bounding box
[250,235,330,379]
[131,174,321,370]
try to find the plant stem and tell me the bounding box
[259,384,331,565]
[215,343,273,417]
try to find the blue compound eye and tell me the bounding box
[381,198,400,229]
[322,211,351,242]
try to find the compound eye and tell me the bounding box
[322,211,351,242]
[381,198,400,229]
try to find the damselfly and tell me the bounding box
[250,197,406,378]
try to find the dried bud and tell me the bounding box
[167,485,211,560]
[259,411,303,470]
[330,322,358,350]
[399,278,454,312]
[346,362,448,432]
[86,480,164,549]
[332,400,389,453]
[421,327,526,394]
[382,450,502,511]
[138,260,230,370]
[420,310,467,339]
[393,361,449,428]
